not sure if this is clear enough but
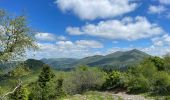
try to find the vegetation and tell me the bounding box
[0,9,37,62]
[1,9,170,100]
[9,85,29,100]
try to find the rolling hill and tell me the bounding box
[0,49,150,71]
[41,49,150,70]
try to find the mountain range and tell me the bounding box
[41,49,150,70]
[0,49,151,72]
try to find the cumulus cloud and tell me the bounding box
[152,34,170,46]
[35,32,66,42]
[67,16,164,41]
[159,0,170,5]
[148,5,166,14]
[56,0,137,20]
[28,40,103,59]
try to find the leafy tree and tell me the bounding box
[0,9,37,62]
[9,85,29,100]
[145,57,165,71]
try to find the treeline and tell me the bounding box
[1,55,170,99]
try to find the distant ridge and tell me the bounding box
[41,49,150,70]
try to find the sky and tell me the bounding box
[0,0,170,59]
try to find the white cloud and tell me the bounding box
[28,40,103,59]
[35,32,66,42]
[152,34,170,46]
[56,0,137,20]
[75,40,103,48]
[159,0,170,4]
[148,5,166,14]
[67,16,164,41]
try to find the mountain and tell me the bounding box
[75,49,150,68]
[41,58,78,70]
[24,59,45,71]
[0,49,150,71]
[41,49,150,70]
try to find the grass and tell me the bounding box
[0,69,71,95]
[61,91,123,100]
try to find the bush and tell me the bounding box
[55,78,66,98]
[127,75,150,93]
[153,72,170,95]
[63,66,106,94]
[102,71,127,90]
[145,57,165,71]
[10,85,29,100]
[29,81,56,100]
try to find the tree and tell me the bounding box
[38,64,55,88]
[145,57,165,71]
[0,9,37,99]
[55,78,66,98]
[30,65,55,100]
[0,9,37,62]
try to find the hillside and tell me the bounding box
[41,58,78,70]
[41,49,150,70]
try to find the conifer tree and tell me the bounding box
[56,78,66,98]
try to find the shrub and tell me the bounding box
[55,78,66,98]
[127,75,150,93]
[153,72,170,95]
[145,57,165,71]
[63,66,106,94]
[102,71,127,90]
[10,85,29,100]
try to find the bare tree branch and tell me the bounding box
[0,80,22,100]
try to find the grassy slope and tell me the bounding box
[0,69,69,94]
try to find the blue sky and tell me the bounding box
[1,0,170,59]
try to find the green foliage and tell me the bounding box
[29,65,55,100]
[153,72,170,94]
[127,75,150,93]
[55,78,66,98]
[103,71,127,90]
[145,57,165,71]
[37,64,55,88]
[0,86,3,95]
[164,54,170,74]
[10,85,29,100]
[8,64,30,77]
[29,81,55,100]
[0,9,37,62]
[63,66,106,94]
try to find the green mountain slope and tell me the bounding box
[41,58,78,70]
[41,49,150,70]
